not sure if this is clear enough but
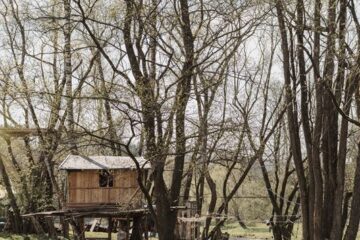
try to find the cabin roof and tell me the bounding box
[59,155,151,170]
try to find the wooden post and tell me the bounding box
[144,215,149,240]
[108,217,112,240]
[45,217,58,239]
[125,217,129,240]
[61,216,69,239]
[79,217,85,240]
[30,216,45,236]
[70,217,85,240]
[130,216,143,240]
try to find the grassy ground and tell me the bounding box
[221,221,302,239]
[0,233,44,240]
[0,222,300,239]
[0,232,158,240]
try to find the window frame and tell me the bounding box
[98,170,114,188]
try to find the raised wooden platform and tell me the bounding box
[22,205,189,240]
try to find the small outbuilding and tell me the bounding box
[59,155,151,208]
[24,155,197,240]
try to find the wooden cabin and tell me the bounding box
[59,155,150,208]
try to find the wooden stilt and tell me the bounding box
[125,217,129,240]
[72,217,85,240]
[108,217,112,240]
[60,216,69,239]
[30,216,45,235]
[144,215,149,240]
[130,216,143,240]
[80,217,85,240]
[45,217,58,239]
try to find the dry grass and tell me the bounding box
[4,223,360,240]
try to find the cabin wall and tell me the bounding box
[67,170,142,207]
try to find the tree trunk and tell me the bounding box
[64,0,78,154]
[275,2,309,239]
[344,142,360,240]
[0,155,22,233]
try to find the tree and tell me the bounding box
[275,0,360,239]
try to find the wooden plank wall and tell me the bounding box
[67,170,141,206]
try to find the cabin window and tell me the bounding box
[99,170,114,187]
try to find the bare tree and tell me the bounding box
[274,0,360,239]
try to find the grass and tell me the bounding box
[220,221,303,239]
[0,226,279,240]
[0,232,158,240]
[1,222,359,240]
[222,222,272,238]
[0,233,45,240]
[0,222,315,240]
[0,223,284,239]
